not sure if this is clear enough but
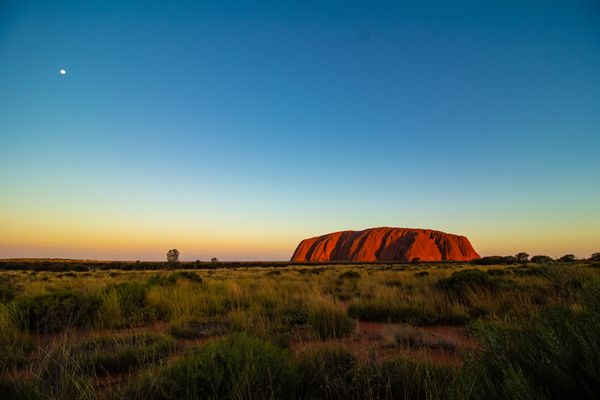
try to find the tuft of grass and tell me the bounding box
[296,346,359,400]
[339,271,361,280]
[169,317,230,339]
[306,302,356,340]
[348,300,469,326]
[73,333,175,375]
[465,288,600,400]
[0,275,18,304]
[15,289,102,333]
[127,333,299,400]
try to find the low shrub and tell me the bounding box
[171,271,203,283]
[339,271,361,280]
[296,347,359,400]
[349,299,470,326]
[127,334,299,400]
[531,255,554,264]
[558,254,576,263]
[384,279,403,287]
[169,317,230,339]
[0,318,34,370]
[487,268,511,276]
[16,289,102,333]
[437,269,512,299]
[0,275,18,303]
[297,268,325,275]
[465,288,600,399]
[147,273,178,286]
[475,256,517,265]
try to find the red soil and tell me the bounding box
[291,321,475,366]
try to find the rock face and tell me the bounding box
[291,227,479,262]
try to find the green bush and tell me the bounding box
[437,269,513,299]
[127,334,299,400]
[465,292,600,399]
[531,255,554,264]
[438,269,491,291]
[558,254,576,263]
[171,271,204,283]
[169,317,230,339]
[339,271,361,280]
[296,347,359,400]
[348,300,469,326]
[0,276,18,303]
[475,256,517,265]
[101,281,167,326]
[0,327,34,370]
[487,268,511,276]
[146,273,178,286]
[16,289,102,333]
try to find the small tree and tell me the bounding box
[515,252,529,263]
[591,253,600,261]
[531,255,554,264]
[167,249,180,265]
[558,254,576,263]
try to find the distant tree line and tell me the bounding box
[474,252,593,265]
[1,251,598,272]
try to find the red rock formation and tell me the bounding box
[291,227,479,262]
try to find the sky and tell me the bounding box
[1,0,599,261]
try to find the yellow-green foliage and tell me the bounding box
[0,262,599,399]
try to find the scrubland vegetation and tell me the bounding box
[1,260,600,399]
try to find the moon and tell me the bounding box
[59,69,67,75]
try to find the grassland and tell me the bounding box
[1,260,599,399]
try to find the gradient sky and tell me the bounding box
[1,0,599,261]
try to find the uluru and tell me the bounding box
[291,227,480,262]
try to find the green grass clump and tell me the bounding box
[437,269,497,293]
[169,317,230,339]
[306,303,356,339]
[348,300,469,326]
[339,271,361,280]
[99,281,174,327]
[465,286,600,399]
[128,333,299,400]
[170,271,204,283]
[0,276,18,303]
[0,304,34,370]
[73,333,175,375]
[382,357,460,400]
[296,346,359,400]
[16,289,102,333]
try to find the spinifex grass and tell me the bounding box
[0,262,598,399]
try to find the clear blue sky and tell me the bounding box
[1,0,599,260]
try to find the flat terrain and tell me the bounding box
[1,260,599,399]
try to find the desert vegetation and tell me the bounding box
[0,259,599,399]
